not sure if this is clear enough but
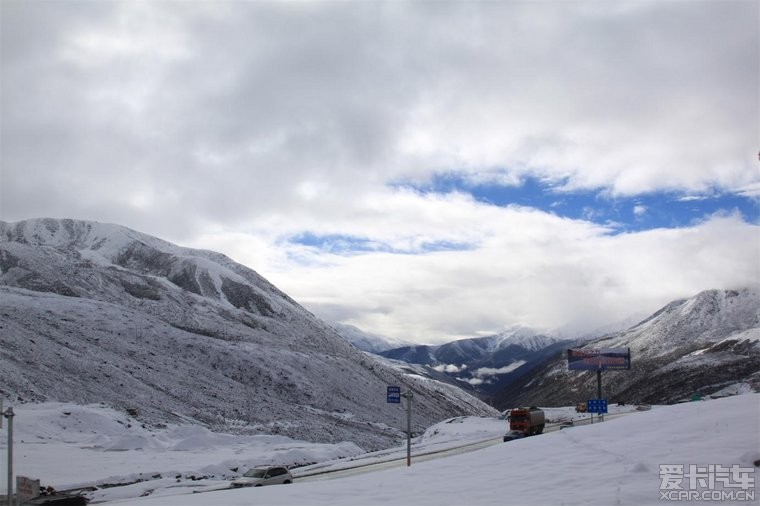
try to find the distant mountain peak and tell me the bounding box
[491,325,561,352]
[330,322,414,353]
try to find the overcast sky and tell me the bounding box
[1,0,758,344]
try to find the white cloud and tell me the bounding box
[458,377,483,386]
[677,195,709,202]
[735,182,760,199]
[433,364,468,374]
[474,361,528,378]
[211,191,760,342]
[3,2,757,223]
[582,207,605,222]
[633,205,648,218]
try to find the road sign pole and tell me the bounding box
[596,369,602,399]
[402,391,413,467]
[4,406,14,506]
[597,369,604,421]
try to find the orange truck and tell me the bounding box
[508,407,545,436]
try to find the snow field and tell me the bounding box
[1,394,757,505]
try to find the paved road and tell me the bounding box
[296,437,502,482]
[296,410,640,483]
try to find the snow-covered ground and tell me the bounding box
[1,394,758,505]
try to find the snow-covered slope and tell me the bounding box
[593,288,760,357]
[0,218,497,450]
[497,288,760,407]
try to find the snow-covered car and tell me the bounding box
[502,430,526,442]
[231,466,293,487]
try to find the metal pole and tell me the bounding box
[596,369,602,399]
[597,370,604,422]
[407,393,412,467]
[402,391,413,467]
[4,407,13,506]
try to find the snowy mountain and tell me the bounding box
[330,322,414,353]
[0,218,497,450]
[496,288,760,407]
[379,326,570,397]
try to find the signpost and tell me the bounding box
[587,399,608,413]
[401,391,413,467]
[3,405,14,506]
[586,398,607,424]
[387,386,413,466]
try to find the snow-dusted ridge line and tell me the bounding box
[1,218,285,311]
[593,287,760,357]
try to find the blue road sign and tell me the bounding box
[387,386,401,403]
[587,399,608,414]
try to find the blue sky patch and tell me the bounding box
[290,232,474,255]
[397,174,759,233]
